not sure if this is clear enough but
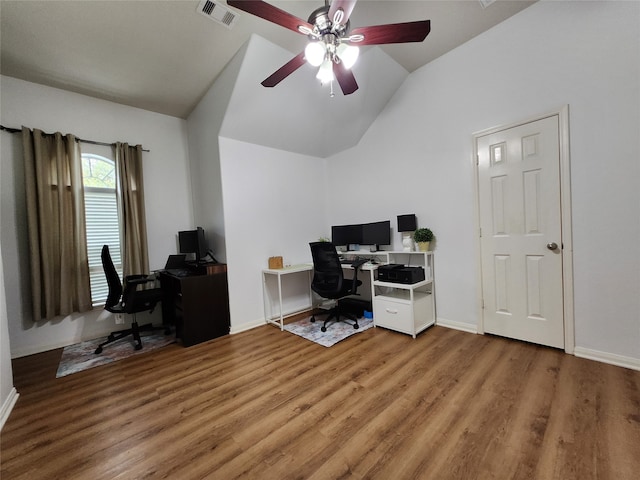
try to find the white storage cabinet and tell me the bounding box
[373,252,435,338]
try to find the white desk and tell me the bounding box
[261,251,435,337]
[262,264,313,330]
[261,258,377,330]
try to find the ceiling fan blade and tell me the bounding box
[227,0,313,35]
[261,52,307,87]
[328,0,357,28]
[349,20,431,45]
[334,61,358,95]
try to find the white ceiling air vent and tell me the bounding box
[197,0,239,29]
[478,0,497,8]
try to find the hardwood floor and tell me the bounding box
[2,323,639,479]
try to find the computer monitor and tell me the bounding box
[331,224,362,247]
[362,220,391,250]
[178,227,208,264]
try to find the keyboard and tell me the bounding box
[166,268,192,277]
[340,258,372,265]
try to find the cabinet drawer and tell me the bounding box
[374,298,413,332]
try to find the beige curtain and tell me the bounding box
[114,143,149,277]
[22,128,92,321]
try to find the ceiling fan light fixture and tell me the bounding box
[305,42,326,67]
[226,0,431,96]
[337,43,359,69]
[316,58,334,84]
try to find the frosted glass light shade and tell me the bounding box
[305,42,326,67]
[316,59,334,83]
[337,44,359,69]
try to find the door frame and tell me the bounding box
[471,105,575,353]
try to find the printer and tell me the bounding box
[377,264,425,284]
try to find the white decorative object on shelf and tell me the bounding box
[402,233,413,252]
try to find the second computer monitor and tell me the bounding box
[362,220,391,250]
[178,226,208,264]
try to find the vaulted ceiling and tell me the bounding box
[0,1,535,119]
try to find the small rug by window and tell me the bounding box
[283,315,373,347]
[56,331,175,378]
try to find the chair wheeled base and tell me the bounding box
[95,318,171,354]
[310,304,360,332]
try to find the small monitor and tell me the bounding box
[178,227,208,264]
[362,220,391,250]
[397,214,417,232]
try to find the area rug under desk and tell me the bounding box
[56,331,175,378]
[283,316,373,347]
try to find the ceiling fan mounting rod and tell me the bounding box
[323,34,337,55]
[306,4,349,40]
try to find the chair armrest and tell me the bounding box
[121,275,162,310]
[347,259,367,294]
[124,275,156,291]
[124,275,156,288]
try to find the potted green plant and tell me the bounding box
[413,228,434,252]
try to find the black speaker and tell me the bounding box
[397,214,417,232]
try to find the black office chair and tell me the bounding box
[95,245,168,354]
[309,241,367,332]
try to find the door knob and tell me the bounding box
[547,242,558,250]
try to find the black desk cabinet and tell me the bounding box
[160,268,230,347]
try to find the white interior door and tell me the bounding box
[477,115,564,349]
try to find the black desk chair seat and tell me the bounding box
[309,242,367,332]
[95,245,169,354]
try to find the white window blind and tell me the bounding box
[81,152,122,307]
[84,188,122,306]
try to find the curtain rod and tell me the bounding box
[0,124,150,152]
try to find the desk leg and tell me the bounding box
[262,272,269,326]
[263,272,284,330]
[370,269,377,328]
[307,270,313,315]
[277,273,284,330]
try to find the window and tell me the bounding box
[81,152,122,306]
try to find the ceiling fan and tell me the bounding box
[227,0,431,95]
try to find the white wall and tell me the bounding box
[326,1,640,363]
[0,76,192,357]
[186,41,249,262]
[188,38,328,332]
[219,137,326,332]
[1,188,18,430]
[218,35,408,158]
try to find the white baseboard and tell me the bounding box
[12,338,95,359]
[11,321,166,359]
[232,308,316,335]
[574,346,640,371]
[0,387,19,431]
[230,318,268,335]
[435,321,639,371]
[436,317,478,334]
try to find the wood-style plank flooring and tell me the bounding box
[2,322,639,479]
